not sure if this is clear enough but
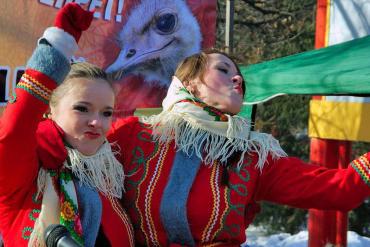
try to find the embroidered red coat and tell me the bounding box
[0,46,134,246]
[108,116,370,247]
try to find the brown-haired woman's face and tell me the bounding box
[186,53,244,114]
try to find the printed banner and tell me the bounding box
[0,0,216,116]
[308,0,370,142]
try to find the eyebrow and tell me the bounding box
[74,101,114,110]
[221,62,231,68]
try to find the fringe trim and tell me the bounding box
[144,111,287,171]
[36,168,47,200]
[36,141,125,199]
[65,141,125,198]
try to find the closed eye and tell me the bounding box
[217,67,228,74]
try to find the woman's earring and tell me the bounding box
[43,112,51,119]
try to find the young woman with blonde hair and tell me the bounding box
[0,4,133,247]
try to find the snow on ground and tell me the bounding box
[1,227,370,246]
[245,226,370,247]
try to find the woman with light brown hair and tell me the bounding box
[107,49,370,246]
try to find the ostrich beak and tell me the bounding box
[106,49,133,73]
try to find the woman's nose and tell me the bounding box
[232,75,243,85]
[88,117,102,128]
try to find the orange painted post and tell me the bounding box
[308,139,342,246]
[308,139,350,247]
[308,209,337,246]
[307,1,351,246]
[336,142,351,246]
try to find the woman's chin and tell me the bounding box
[76,145,100,156]
[227,103,243,115]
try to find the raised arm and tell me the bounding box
[254,153,370,211]
[0,3,93,196]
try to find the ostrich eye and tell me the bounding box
[155,13,177,34]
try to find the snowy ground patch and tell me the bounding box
[245,225,370,247]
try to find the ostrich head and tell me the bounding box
[106,0,202,86]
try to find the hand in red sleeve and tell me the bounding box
[54,3,94,42]
[36,119,68,170]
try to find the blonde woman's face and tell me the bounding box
[187,53,244,114]
[50,78,115,155]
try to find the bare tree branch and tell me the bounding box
[240,0,295,16]
[271,29,307,46]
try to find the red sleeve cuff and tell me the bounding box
[16,68,57,104]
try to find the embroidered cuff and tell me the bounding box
[41,27,78,61]
[16,71,53,104]
[351,153,370,186]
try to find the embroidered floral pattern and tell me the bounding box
[29,209,41,221]
[59,168,84,245]
[21,191,43,241]
[61,201,75,221]
[22,227,33,240]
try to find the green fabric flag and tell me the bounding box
[139,36,370,119]
[240,35,370,106]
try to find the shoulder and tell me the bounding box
[109,116,150,136]
[110,116,143,131]
[108,116,154,145]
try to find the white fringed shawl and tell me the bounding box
[143,76,287,170]
[30,141,124,246]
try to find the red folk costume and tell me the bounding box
[107,77,370,246]
[0,4,134,247]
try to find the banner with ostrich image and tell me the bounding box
[0,0,216,116]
